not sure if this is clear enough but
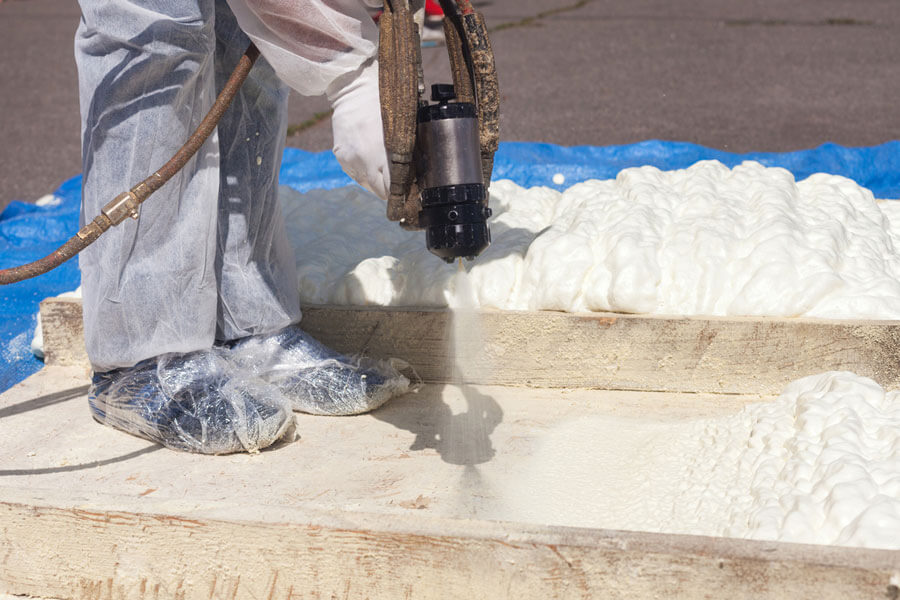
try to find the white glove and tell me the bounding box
[326,59,390,201]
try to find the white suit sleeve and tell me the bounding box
[224,0,380,97]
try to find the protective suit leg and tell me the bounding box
[209,2,409,416]
[210,2,406,415]
[212,2,302,342]
[76,0,294,452]
[76,0,299,371]
[76,0,221,371]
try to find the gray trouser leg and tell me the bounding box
[76,0,300,371]
[212,1,300,342]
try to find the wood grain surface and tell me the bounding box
[1,490,898,600]
[301,305,900,395]
[41,298,900,395]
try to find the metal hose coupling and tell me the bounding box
[102,188,143,225]
[75,177,159,246]
[77,187,140,239]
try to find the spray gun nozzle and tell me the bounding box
[416,83,491,263]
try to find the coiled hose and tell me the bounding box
[0,44,260,285]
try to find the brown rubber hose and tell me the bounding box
[0,43,261,285]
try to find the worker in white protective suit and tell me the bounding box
[75,0,411,454]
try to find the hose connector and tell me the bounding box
[75,186,146,243]
[102,190,142,226]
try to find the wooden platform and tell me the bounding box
[9,298,900,598]
[41,297,900,394]
[1,366,899,599]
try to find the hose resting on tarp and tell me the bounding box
[0,44,261,285]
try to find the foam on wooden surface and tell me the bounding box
[2,367,898,599]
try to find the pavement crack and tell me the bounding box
[491,0,594,33]
[724,17,875,27]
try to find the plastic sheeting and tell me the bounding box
[490,140,900,196]
[279,139,900,197]
[89,348,294,454]
[3,140,900,392]
[228,324,410,416]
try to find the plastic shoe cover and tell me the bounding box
[89,350,293,454]
[229,325,410,416]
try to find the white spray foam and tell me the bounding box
[34,194,62,207]
[494,371,900,549]
[280,160,900,320]
[36,162,900,323]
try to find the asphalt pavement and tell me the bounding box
[1,0,899,212]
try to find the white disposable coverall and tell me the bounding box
[75,0,386,371]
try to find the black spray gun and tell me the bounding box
[416,82,491,262]
[0,0,499,285]
[378,0,499,263]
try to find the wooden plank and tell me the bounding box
[40,298,900,394]
[39,297,88,368]
[1,368,897,599]
[301,305,900,395]
[1,489,898,600]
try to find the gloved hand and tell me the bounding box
[327,58,391,201]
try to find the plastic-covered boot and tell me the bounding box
[229,325,410,416]
[88,349,293,454]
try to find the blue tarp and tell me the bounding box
[491,140,900,197]
[3,140,900,392]
[1,176,83,392]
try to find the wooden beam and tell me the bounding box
[1,489,897,600]
[301,305,900,394]
[39,297,88,368]
[2,367,897,599]
[40,298,900,394]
